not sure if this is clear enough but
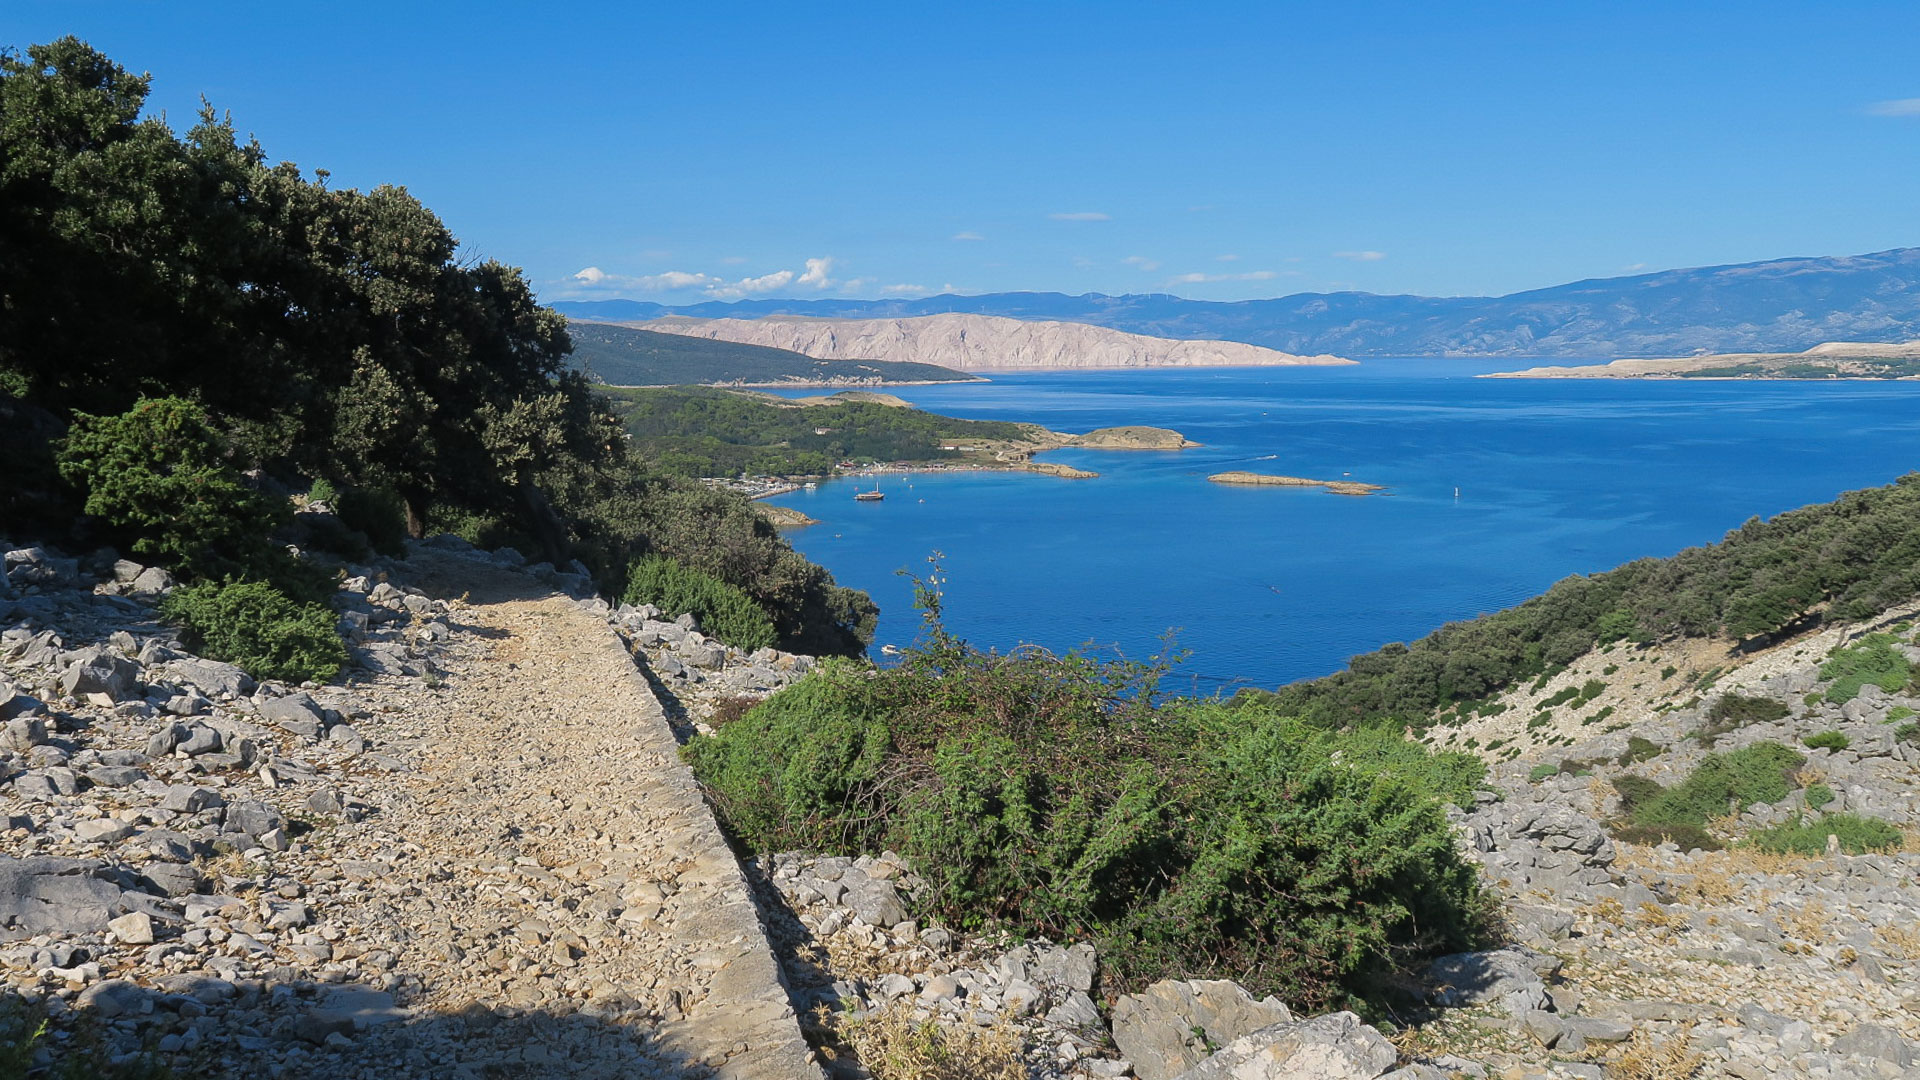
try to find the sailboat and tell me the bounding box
[854,483,885,502]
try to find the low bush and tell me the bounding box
[1611,774,1665,816]
[1804,783,1835,810]
[1821,634,1910,704]
[1897,722,1920,745]
[1887,705,1916,723]
[1618,736,1662,765]
[685,601,1491,1009]
[1803,730,1850,752]
[55,397,286,579]
[1529,763,1559,783]
[159,579,346,684]
[334,486,410,558]
[1749,813,1903,856]
[1707,693,1789,729]
[1629,741,1805,829]
[623,555,777,651]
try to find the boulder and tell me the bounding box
[1834,1023,1915,1068]
[1169,1012,1399,1080]
[259,692,326,737]
[59,647,142,701]
[129,566,174,595]
[0,856,126,935]
[167,658,253,698]
[1426,946,1557,1015]
[1113,979,1295,1080]
[76,979,154,1018]
[0,715,48,752]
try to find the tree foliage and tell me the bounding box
[0,37,873,655]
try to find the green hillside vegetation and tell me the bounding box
[0,38,874,660]
[1240,473,1920,730]
[607,385,1046,477]
[569,323,976,386]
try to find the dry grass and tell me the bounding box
[1635,903,1690,934]
[1605,1022,1704,1080]
[1671,864,1738,906]
[1876,923,1920,960]
[1780,900,1833,946]
[827,1001,1027,1080]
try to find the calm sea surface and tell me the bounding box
[762,360,1920,693]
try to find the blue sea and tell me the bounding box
[763,360,1920,694]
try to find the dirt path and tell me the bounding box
[315,553,820,1079]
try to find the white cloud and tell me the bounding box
[1049,211,1111,221]
[952,231,986,241]
[881,283,932,296]
[1622,262,1648,272]
[1215,253,1240,262]
[798,257,835,289]
[704,269,795,299]
[1867,98,1920,117]
[841,277,875,292]
[568,256,839,298]
[1122,255,1161,271]
[571,267,724,292]
[1166,270,1280,284]
[1333,250,1386,261]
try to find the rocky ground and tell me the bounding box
[1,539,815,1079]
[7,532,1920,1080]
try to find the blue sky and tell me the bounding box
[10,2,1920,304]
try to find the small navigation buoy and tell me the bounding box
[1454,487,1461,498]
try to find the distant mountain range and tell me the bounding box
[553,248,1920,358]
[567,324,976,386]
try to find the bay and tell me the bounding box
[763,360,1920,693]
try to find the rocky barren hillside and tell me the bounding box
[10,525,1920,1080]
[627,314,1353,370]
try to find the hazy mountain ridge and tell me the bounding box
[556,247,1920,358]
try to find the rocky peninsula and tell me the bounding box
[1485,340,1920,380]
[1207,471,1384,496]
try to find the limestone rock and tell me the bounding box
[1112,978,1295,1080]
[1169,1012,1399,1080]
[0,856,126,934]
[1426,946,1557,1015]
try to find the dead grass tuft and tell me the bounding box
[1605,1022,1704,1080]
[1876,924,1920,960]
[834,1001,1027,1080]
[1780,900,1833,945]
[1635,903,1689,934]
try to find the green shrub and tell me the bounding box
[1821,634,1910,704]
[1749,813,1903,856]
[1584,705,1615,725]
[623,555,777,651]
[1617,736,1662,765]
[334,486,410,558]
[1529,763,1559,783]
[1897,722,1920,745]
[1660,666,1679,681]
[684,619,1489,1009]
[1596,608,1637,643]
[1611,774,1664,815]
[1602,663,1620,676]
[1887,705,1916,723]
[55,397,286,578]
[1698,693,1790,744]
[1610,822,1722,852]
[158,579,346,684]
[1629,741,1805,829]
[1804,783,1835,810]
[1803,730,1850,752]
